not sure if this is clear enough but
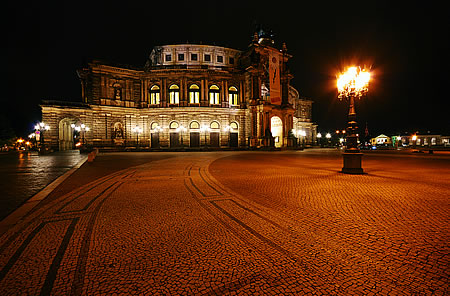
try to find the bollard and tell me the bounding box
[87,150,97,162]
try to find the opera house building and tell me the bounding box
[41,32,317,150]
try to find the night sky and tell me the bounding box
[5,1,449,138]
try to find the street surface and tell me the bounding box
[0,151,86,220]
[0,150,448,295]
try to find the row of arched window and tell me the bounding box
[149,84,239,106]
[150,121,239,131]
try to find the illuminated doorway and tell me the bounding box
[271,116,283,148]
[58,118,76,150]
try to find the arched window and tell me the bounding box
[150,85,160,104]
[189,84,200,104]
[189,121,200,129]
[209,85,220,105]
[169,121,179,130]
[169,84,180,104]
[228,86,238,106]
[210,121,220,130]
[150,122,160,131]
[230,122,238,130]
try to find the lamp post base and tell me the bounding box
[341,152,364,174]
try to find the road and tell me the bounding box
[0,151,86,220]
[0,150,448,295]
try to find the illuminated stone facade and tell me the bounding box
[41,34,317,150]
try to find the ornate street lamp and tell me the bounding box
[71,123,90,147]
[337,66,370,174]
[132,125,143,149]
[34,122,50,148]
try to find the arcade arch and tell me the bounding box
[271,116,283,148]
[58,117,78,150]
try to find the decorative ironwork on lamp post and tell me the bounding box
[337,66,370,174]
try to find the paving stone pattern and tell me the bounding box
[0,151,448,295]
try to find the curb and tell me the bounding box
[0,155,88,235]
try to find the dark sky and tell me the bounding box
[5,1,449,137]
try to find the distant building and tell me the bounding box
[370,134,392,146]
[401,134,450,147]
[41,31,317,150]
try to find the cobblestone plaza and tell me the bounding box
[0,150,448,295]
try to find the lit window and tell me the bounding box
[209,85,220,105]
[150,85,160,104]
[166,54,172,62]
[230,122,238,130]
[169,121,179,129]
[169,84,180,104]
[150,122,159,131]
[190,121,200,129]
[210,121,220,130]
[228,86,238,105]
[189,84,200,104]
[204,54,211,62]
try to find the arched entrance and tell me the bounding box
[229,122,239,148]
[271,116,283,148]
[189,121,200,148]
[169,121,180,148]
[209,121,220,148]
[150,122,161,148]
[58,118,77,150]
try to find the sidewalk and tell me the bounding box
[0,151,448,295]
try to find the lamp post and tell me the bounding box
[200,125,209,148]
[411,134,417,148]
[337,66,370,174]
[34,122,50,150]
[224,125,232,147]
[326,133,331,147]
[300,130,306,149]
[71,123,90,148]
[317,132,322,147]
[132,125,143,149]
[176,125,187,147]
[28,133,37,149]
